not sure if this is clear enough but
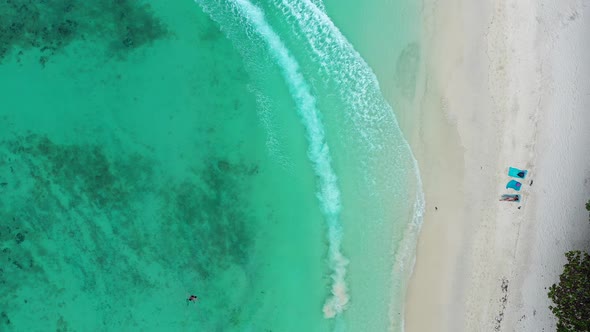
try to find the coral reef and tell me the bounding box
[0,0,168,65]
[0,133,258,328]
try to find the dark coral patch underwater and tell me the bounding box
[0,0,168,65]
[0,133,260,329]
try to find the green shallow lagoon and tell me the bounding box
[0,0,422,331]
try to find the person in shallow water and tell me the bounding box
[187,295,198,305]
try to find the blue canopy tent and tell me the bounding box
[506,180,522,191]
[508,167,527,179]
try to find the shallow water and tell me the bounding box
[0,0,422,331]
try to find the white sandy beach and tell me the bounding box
[402,0,590,331]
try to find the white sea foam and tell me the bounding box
[276,0,404,151]
[197,0,351,318]
[196,0,425,327]
[249,85,294,172]
[275,0,426,328]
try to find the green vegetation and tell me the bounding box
[548,251,590,331]
[547,200,590,331]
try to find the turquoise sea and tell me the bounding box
[0,0,422,331]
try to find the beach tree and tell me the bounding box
[548,250,590,331]
[586,199,590,222]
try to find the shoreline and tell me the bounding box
[401,0,590,331]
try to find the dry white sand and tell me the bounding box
[401,0,590,331]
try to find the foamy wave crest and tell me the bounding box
[390,169,424,332]
[197,0,350,318]
[308,0,326,13]
[276,0,426,328]
[249,85,294,172]
[276,0,403,152]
